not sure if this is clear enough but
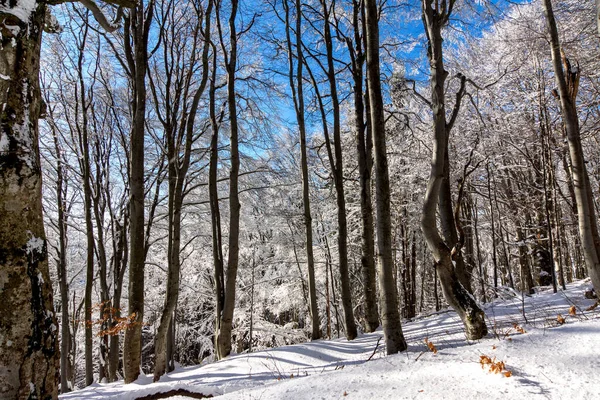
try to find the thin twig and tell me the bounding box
[367,337,383,361]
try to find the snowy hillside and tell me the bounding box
[61,280,600,400]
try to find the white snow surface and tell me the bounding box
[61,280,600,400]
[0,0,36,24]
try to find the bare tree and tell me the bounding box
[215,0,244,358]
[150,0,213,380]
[281,0,321,340]
[122,0,154,383]
[543,0,600,293]
[364,0,407,354]
[420,0,487,339]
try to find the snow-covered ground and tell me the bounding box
[61,280,600,399]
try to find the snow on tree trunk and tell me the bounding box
[0,1,59,398]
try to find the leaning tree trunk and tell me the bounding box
[0,2,59,398]
[364,0,407,354]
[420,0,487,340]
[543,0,600,293]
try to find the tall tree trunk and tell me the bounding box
[420,0,487,340]
[123,0,153,383]
[543,0,600,293]
[50,115,71,393]
[320,0,357,341]
[209,42,226,355]
[282,0,321,340]
[73,18,96,386]
[0,3,59,398]
[216,0,243,358]
[153,0,212,380]
[364,0,407,354]
[109,213,128,382]
[350,0,379,333]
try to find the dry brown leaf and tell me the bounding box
[569,306,577,316]
[424,338,438,354]
[557,314,566,325]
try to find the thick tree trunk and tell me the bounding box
[0,2,59,398]
[420,0,487,340]
[543,0,600,293]
[364,0,407,354]
[439,151,471,293]
[123,1,152,383]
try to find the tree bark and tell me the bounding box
[543,0,600,293]
[216,0,243,358]
[364,0,407,354]
[73,19,95,386]
[51,118,72,393]
[209,40,226,357]
[347,0,379,333]
[123,0,153,383]
[282,0,321,341]
[153,0,213,380]
[320,0,357,341]
[0,2,59,398]
[420,0,487,340]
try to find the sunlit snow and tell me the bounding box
[60,279,600,400]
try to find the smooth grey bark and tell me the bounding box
[152,0,213,380]
[420,0,487,340]
[123,0,153,383]
[439,151,470,293]
[364,0,407,354]
[543,0,600,293]
[0,3,59,398]
[216,0,243,358]
[282,0,321,340]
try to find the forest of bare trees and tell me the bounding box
[1,0,599,398]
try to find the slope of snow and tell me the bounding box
[61,280,600,399]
